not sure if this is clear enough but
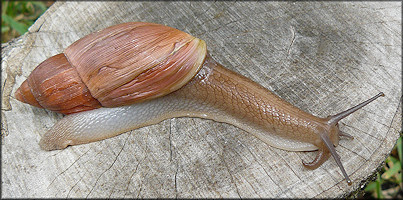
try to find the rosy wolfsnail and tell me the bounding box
[14,22,384,185]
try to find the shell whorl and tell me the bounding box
[15,53,102,114]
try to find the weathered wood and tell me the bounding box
[1,1,401,198]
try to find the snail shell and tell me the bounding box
[15,22,207,114]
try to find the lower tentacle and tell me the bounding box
[302,147,331,170]
[339,131,354,139]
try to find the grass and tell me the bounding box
[362,136,402,199]
[1,1,51,43]
[1,1,402,199]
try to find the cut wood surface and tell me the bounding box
[1,1,401,198]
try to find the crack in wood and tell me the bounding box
[85,133,130,198]
[275,149,316,197]
[169,119,173,162]
[244,144,285,196]
[174,163,178,198]
[219,150,241,198]
[47,148,91,189]
[66,172,85,198]
[287,25,296,55]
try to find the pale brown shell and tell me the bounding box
[15,22,207,114]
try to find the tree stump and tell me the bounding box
[1,1,401,198]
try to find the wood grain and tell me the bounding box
[1,1,401,198]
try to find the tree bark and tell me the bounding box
[1,1,401,198]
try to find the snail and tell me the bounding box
[14,22,384,185]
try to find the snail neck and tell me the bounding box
[167,54,322,151]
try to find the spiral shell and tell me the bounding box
[15,22,207,114]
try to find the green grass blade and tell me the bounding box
[382,161,401,180]
[397,136,402,163]
[387,156,398,164]
[31,2,47,12]
[364,181,377,192]
[2,26,10,33]
[2,14,28,34]
[376,173,383,199]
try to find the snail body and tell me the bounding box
[15,22,384,185]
